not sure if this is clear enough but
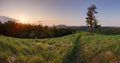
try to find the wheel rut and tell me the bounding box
[62,34,81,63]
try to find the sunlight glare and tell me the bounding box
[20,19,25,23]
[19,17,27,24]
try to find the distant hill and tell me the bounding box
[0,16,17,22]
[56,25,120,31]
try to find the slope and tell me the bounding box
[76,32,120,63]
[0,33,80,63]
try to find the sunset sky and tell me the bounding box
[0,0,120,26]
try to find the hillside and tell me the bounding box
[0,32,120,63]
[76,32,120,63]
[0,33,80,63]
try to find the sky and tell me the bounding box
[0,0,120,26]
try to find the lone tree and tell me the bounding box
[86,5,100,34]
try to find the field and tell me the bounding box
[0,32,120,63]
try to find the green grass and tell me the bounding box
[76,33,120,63]
[0,32,120,63]
[0,33,80,63]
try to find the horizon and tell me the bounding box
[0,0,120,26]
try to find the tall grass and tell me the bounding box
[77,33,120,63]
[1,32,120,63]
[0,33,79,63]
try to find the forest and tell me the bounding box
[0,21,76,38]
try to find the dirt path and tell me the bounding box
[62,34,81,63]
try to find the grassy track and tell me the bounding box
[62,33,80,63]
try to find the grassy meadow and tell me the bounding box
[0,32,80,63]
[0,32,120,63]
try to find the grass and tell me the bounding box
[0,33,80,63]
[77,33,120,63]
[0,32,120,63]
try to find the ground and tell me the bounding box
[0,32,120,63]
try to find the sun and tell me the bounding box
[20,18,27,24]
[16,15,26,23]
[20,19,25,23]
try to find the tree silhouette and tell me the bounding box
[86,5,100,34]
[0,21,75,38]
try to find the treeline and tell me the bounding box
[97,28,120,35]
[0,21,76,38]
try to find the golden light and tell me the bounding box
[18,16,28,24]
[20,18,26,23]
